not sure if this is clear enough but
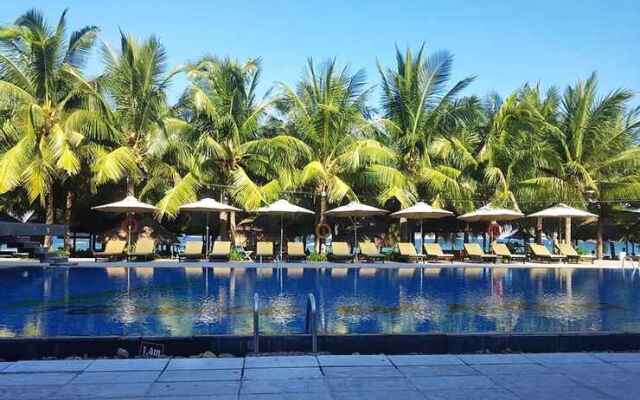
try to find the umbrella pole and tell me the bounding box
[353,218,358,262]
[127,212,132,255]
[420,220,424,255]
[280,214,284,262]
[205,212,210,255]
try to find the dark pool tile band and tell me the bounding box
[1,333,640,361]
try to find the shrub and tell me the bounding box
[307,251,327,262]
[230,248,245,261]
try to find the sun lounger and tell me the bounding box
[423,243,454,262]
[179,241,203,261]
[359,242,385,263]
[463,243,498,263]
[93,240,126,261]
[256,241,274,262]
[556,243,596,264]
[127,238,155,261]
[328,242,353,262]
[287,242,307,261]
[396,242,424,263]
[491,242,526,263]
[528,243,566,263]
[209,241,231,261]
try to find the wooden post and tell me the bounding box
[564,217,571,244]
[536,218,543,244]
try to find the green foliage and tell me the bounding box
[307,251,327,262]
[229,248,245,261]
[49,248,70,257]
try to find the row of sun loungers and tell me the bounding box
[94,238,594,264]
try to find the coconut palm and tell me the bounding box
[473,90,558,209]
[521,73,640,258]
[157,56,307,221]
[377,45,477,211]
[88,32,187,202]
[0,9,98,246]
[277,59,400,249]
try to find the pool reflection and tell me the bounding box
[0,266,639,337]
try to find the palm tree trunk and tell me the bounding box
[315,190,328,253]
[596,214,604,259]
[43,183,55,248]
[229,211,236,246]
[536,218,543,245]
[219,192,229,241]
[64,191,74,251]
[126,178,135,196]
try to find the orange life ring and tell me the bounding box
[315,223,331,239]
[121,217,139,233]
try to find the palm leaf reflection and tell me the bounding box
[197,292,226,324]
[394,289,446,333]
[260,294,296,333]
[114,294,138,325]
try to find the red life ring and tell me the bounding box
[487,222,501,239]
[121,217,140,233]
[315,223,331,239]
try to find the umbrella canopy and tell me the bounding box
[256,199,314,215]
[458,204,524,222]
[528,203,597,219]
[458,204,524,223]
[390,202,453,219]
[179,198,241,213]
[325,201,388,218]
[92,195,157,214]
[256,199,314,261]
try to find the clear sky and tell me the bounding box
[2,0,639,106]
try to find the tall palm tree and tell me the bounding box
[157,56,307,220]
[377,45,477,211]
[474,91,556,209]
[0,9,98,246]
[277,59,399,250]
[88,32,185,199]
[521,73,640,258]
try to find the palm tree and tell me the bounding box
[521,73,640,258]
[88,32,185,199]
[0,9,98,246]
[158,57,307,217]
[277,59,399,250]
[474,91,556,209]
[377,45,477,211]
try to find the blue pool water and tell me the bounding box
[0,266,639,337]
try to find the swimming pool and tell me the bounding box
[0,266,639,337]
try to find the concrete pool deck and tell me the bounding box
[0,257,637,270]
[0,353,639,399]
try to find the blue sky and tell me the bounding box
[2,1,639,106]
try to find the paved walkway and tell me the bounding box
[0,353,639,399]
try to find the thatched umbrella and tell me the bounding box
[92,195,157,252]
[256,199,314,261]
[458,204,524,245]
[179,198,241,254]
[528,203,597,243]
[391,202,453,254]
[325,201,388,255]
